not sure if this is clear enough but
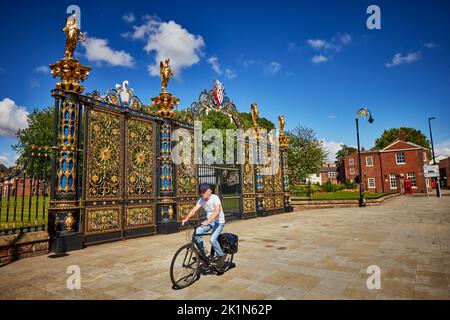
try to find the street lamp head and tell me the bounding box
[368,114,374,124]
[428,117,436,121]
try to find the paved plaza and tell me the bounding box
[1,195,449,300]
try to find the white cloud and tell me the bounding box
[321,139,344,162]
[35,65,50,74]
[0,67,5,73]
[385,51,421,68]
[263,62,281,75]
[225,68,237,80]
[122,13,135,24]
[82,36,134,67]
[207,56,222,75]
[424,42,438,49]
[125,16,205,77]
[206,56,237,80]
[306,39,327,50]
[328,115,336,119]
[306,33,351,63]
[28,79,40,88]
[435,139,450,157]
[311,55,328,64]
[0,98,29,136]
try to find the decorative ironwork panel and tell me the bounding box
[126,118,155,198]
[177,203,197,221]
[125,206,155,229]
[176,131,197,196]
[85,207,121,235]
[274,166,283,193]
[263,197,274,210]
[242,144,255,194]
[160,122,173,193]
[274,196,284,209]
[86,109,121,200]
[243,198,256,212]
[57,100,78,193]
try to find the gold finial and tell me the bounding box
[160,59,174,93]
[278,115,285,135]
[63,14,85,60]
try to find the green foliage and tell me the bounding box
[375,127,430,150]
[343,179,357,189]
[12,107,54,176]
[238,112,275,131]
[292,191,385,200]
[286,126,328,185]
[290,183,321,196]
[321,181,334,192]
[335,144,357,162]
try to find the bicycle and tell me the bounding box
[170,221,234,289]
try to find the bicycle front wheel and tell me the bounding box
[170,244,200,289]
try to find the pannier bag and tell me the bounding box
[219,233,238,254]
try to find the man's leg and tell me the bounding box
[195,225,211,258]
[209,223,225,259]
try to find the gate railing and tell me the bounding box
[0,146,52,235]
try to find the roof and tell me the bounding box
[381,139,429,152]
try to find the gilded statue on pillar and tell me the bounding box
[160,59,175,93]
[63,14,85,59]
[278,115,285,135]
[251,103,259,127]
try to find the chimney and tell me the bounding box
[361,146,366,151]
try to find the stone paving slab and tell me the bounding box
[0,195,449,300]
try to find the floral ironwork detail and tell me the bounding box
[86,110,121,199]
[126,119,154,197]
[126,207,154,228]
[86,208,120,235]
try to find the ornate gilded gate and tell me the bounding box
[46,14,291,251]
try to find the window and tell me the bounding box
[328,172,336,178]
[396,152,405,164]
[349,168,355,175]
[349,158,354,166]
[423,152,427,161]
[390,174,397,189]
[368,178,376,188]
[407,172,416,187]
[316,173,320,177]
[366,156,373,166]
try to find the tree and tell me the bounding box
[335,144,358,162]
[286,126,328,186]
[12,106,54,176]
[374,127,430,150]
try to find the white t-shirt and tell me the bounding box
[197,194,225,224]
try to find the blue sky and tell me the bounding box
[1,0,449,166]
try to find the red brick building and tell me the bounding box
[320,163,338,184]
[342,139,432,193]
[439,156,450,188]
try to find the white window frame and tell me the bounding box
[349,158,354,166]
[423,152,427,161]
[349,168,355,175]
[407,172,417,187]
[366,156,373,167]
[396,152,405,164]
[389,174,397,189]
[368,177,376,188]
[328,172,336,179]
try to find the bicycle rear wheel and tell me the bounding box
[170,244,200,289]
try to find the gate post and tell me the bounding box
[48,16,91,252]
[151,69,180,234]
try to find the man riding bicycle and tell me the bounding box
[182,184,226,269]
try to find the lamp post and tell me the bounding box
[355,108,374,208]
[428,117,441,197]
